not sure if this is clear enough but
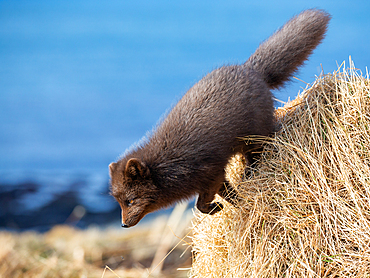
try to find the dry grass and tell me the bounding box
[190,60,370,277]
[0,202,193,278]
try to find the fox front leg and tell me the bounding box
[196,189,223,214]
[218,181,240,206]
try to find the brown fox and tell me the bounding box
[109,9,331,228]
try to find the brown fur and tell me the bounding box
[109,9,331,228]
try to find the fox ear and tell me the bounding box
[109,162,117,177]
[125,158,150,180]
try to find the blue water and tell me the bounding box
[0,0,369,227]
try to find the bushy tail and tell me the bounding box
[246,9,331,89]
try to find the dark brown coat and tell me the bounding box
[110,9,331,227]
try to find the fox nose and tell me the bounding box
[121,223,129,228]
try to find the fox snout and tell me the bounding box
[120,205,147,228]
[121,210,138,228]
[121,214,139,228]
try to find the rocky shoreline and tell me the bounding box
[0,172,121,232]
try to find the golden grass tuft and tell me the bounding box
[190,61,370,277]
[0,204,193,278]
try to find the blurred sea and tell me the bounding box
[1,0,369,231]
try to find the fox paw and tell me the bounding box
[198,202,223,215]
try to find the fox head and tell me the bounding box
[109,158,159,228]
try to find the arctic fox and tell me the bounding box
[109,9,331,228]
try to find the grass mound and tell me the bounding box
[190,61,370,277]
